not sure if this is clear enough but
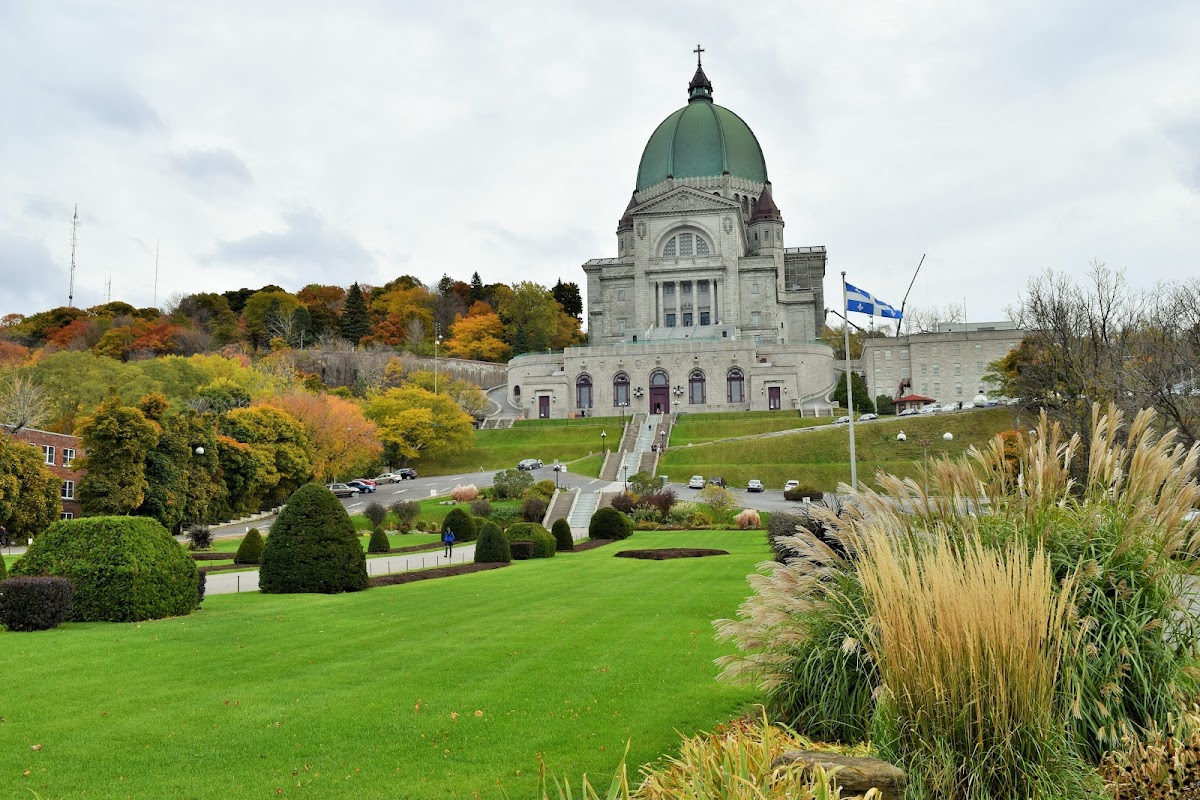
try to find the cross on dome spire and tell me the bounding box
[687,45,713,103]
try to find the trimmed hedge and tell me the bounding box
[0,576,74,631]
[510,541,534,560]
[12,516,199,622]
[234,528,264,565]
[551,518,574,552]
[589,507,633,540]
[474,521,511,563]
[442,508,477,543]
[504,523,556,559]
[784,487,825,502]
[259,484,368,594]
[368,526,390,553]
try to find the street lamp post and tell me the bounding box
[183,445,205,536]
[434,331,443,394]
[600,430,607,455]
[554,461,561,489]
[623,463,629,492]
[619,401,628,426]
[659,429,666,453]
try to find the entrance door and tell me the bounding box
[538,396,550,419]
[649,387,669,415]
[768,386,781,410]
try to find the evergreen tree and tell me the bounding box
[78,390,160,515]
[469,272,485,304]
[234,527,264,564]
[512,326,529,356]
[340,283,370,345]
[551,280,583,321]
[832,371,875,414]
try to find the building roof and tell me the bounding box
[750,185,783,222]
[616,192,636,233]
[635,64,768,191]
[896,394,936,403]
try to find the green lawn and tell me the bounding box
[670,410,832,445]
[416,421,625,476]
[3,530,764,799]
[661,407,1018,490]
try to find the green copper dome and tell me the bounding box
[635,65,768,191]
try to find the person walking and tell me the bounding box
[442,528,456,558]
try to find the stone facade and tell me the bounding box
[3,425,85,519]
[861,323,1025,406]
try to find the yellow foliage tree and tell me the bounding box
[444,308,510,362]
[265,392,382,482]
[365,386,474,462]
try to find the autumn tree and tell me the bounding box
[398,370,488,420]
[0,433,61,541]
[0,373,49,432]
[444,302,510,362]
[78,390,161,515]
[265,392,381,482]
[222,405,315,508]
[365,386,474,463]
[136,405,221,532]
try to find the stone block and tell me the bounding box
[770,750,906,800]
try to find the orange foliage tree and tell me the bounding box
[444,302,510,361]
[265,392,382,482]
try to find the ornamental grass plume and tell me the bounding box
[716,402,1200,791]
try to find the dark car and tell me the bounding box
[708,476,727,488]
[396,468,418,480]
[517,459,544,470]
[347,479,375,494]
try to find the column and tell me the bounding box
[674,281,681,326]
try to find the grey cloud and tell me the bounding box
[57,79,164,134]
[172,147,253,185]
[0,233,66,315]
[208,209,375,272]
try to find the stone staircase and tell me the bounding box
[543,487,577,528]
[600,414,641,481]
[617,413,662,484]
[568,490,600,537]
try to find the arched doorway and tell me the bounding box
[649,369,670,414]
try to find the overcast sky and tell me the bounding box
[2,1,1198,326]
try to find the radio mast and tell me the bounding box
[68,204,80,307]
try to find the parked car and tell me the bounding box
[395,468,418,480]
[375,472,400,484]
[708,476,727,488]
[326,483,359,498]
[942,403,958,412]
[961,402,976,410]
[517,458,544,470]
[784,479,800,492]
[858,413,878,421]
[747,479,764,492]
[346,479,375,494]
[899,408,919,417]
[920,405,939,415]
[834,415,851,425]
[354,478,377,487]
[688,475,706,489]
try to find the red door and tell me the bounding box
[538,396,550,418]
[768,386,781,410]
[649,387,669,415]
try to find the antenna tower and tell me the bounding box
[68,204,80,307]
[105,269,112,304]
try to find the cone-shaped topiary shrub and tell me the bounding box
[504,523,556,558]
[474,521,510,563]
[551,518,574,551]
[368,526,390,553]
[442,507,477,543]
[0,576,74,631]
[12,516,199,622]
[589,507,633,540]
[259,483,367,594]
[234,528,264,564]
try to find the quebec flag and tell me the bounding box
[845,282,903,319]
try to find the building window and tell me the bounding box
[63,448,75,467]
[682,312,693,327]
[60,512,74,520]
[61,480,75,500]
[751,282,760,294]
[661,231,711,257]
[617,289,626,301]
[885,350,892,361]
[932,364,940,376]
[956,382,963,396]
[665,313,676,328]
[953,344,961,355]
[699,311,710,325]
[976,362,983,371]
[617,319,626,333]
[954,362,961,375]
[42,445,54,465]
[934,382,941,395]
[750,312,761,325]
[613,373,630,406]
[575,374,593,409]
[689,369,706,404]
[900,349,909,360]
[727,368,745,403]
[974,343,982,354]
[920,363,928,376]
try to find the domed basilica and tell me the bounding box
[506,53,835,420]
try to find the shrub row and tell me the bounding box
[0,576,74,631]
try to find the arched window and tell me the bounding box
[727,368,745,403]
[612,372,629,407]
[513,385,521,398]
[741,196,749,214]
[575,374,593,410]
[689,369,706,404]
[650,369,669,387]
[661,231,711,258]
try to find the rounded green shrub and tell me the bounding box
[442,508,477,543]
[259,484,368,594]
[12,516,199,622]
[589,507,633,540]
[0,576,74,631]
[234,528,264,565]
[368,526,390,554]
[504,523,556,558]
[551,518,574,551]
[474,521,511,563]
[521,496,547,523]
[0,553,6,581]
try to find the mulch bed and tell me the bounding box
[198,562,247,573]
[570,538,616,552]
[190,552,232,561]
[369,561,509,587]
[614,548,729,560]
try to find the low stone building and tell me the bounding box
[2,425,85,519]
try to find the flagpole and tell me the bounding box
[842,271,857,491]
